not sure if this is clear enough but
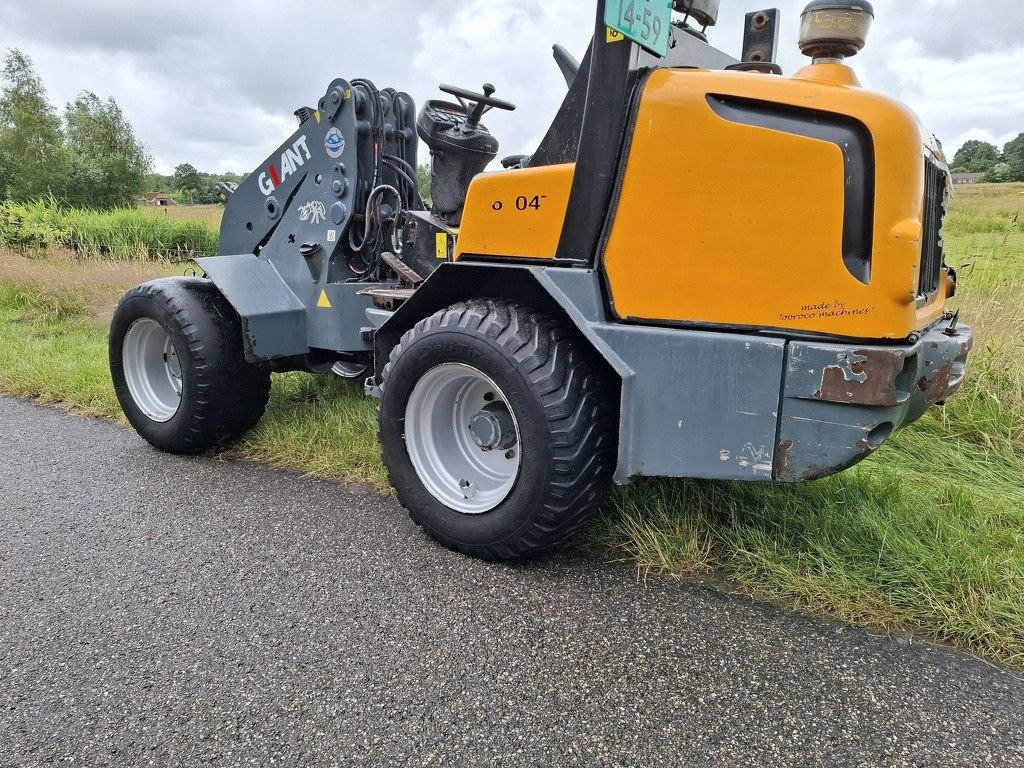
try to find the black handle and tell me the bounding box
[438,83,516,127]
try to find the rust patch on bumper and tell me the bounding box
[918,358,954,403]
[772,440,794,479]
[774,436,877,482]
[918,335,972,404]
[780,324,974,484]
[817,348,907,407]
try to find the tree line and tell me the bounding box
[951,136,1024,182]
[148,165,247,206]
[0,49,241,209]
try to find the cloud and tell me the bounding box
[0,0,1021,173]
[894,0,1024,61]
[0,0,432,173]
[0,0,210,56]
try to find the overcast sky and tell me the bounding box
[1,0,1021,175]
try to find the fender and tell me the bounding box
[372,262,629,382]
[195,254,308,361]
[372,261,638,480]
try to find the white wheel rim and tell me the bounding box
[404,363,522,514]
[122,318,183,423]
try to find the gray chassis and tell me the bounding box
[196,256,972,486]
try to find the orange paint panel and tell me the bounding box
[455,164,575,261]
[603,66,947,340]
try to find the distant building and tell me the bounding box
[141,192,177,207]
[951,172,984,185]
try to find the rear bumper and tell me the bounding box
[773,320,973,482]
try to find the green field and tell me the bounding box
[1,184,1022,665]
[146,204,224,228]
[0,200,220,257]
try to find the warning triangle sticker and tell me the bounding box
[317,290,332,309]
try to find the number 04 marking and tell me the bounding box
[515,195,545,211]
[491,195,547,212]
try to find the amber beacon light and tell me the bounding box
[799,0,875,60]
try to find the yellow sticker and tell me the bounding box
[314,110,321,124]
[435,232,449,260]
[317,290,332,309]
[345,89,352,99]
[606,26,625,43]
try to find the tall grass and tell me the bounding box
[943,184,1024,454]
[0,281,123,416]
[586,183,1024,664]
[0,199,219,259]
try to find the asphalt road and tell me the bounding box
[0,396,1021,767]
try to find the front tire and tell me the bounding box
[109,277,271,454]
[379,299,618,560]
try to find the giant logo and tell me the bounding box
[258,135,312,196]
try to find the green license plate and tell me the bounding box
[604,0,673,57]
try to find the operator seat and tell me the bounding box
[499,43,585,171]
[418,84,516,224]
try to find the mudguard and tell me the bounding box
[195,254,308,361]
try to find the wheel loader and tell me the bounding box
[110,0,973,560]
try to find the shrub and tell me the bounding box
[0,201,69,250]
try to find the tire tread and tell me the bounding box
[380,298,617,560]
[111,277,271,454]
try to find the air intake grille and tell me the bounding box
[919,159,948,299]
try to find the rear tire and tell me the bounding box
[109,277,271,454]
[379,299,618,560]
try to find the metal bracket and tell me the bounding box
[726,62,782,75]
[381,251,424,287]
[741,8,781,65]
[321,83,348,120]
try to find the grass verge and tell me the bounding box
[0,251,384,486]
[1,185,1022,666]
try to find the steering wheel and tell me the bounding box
[439,83,517,127]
